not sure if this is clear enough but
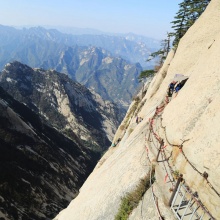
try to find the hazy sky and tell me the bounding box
[0,0,182,39]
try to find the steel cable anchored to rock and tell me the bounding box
[144,93,218,219]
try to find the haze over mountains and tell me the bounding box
[0,25,160,108]
[14,25,161,68]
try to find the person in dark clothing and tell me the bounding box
[167,81,176,97]
[175,78,188,93]
[112,138,121,147]
[175,83,182,93]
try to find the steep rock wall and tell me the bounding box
[54,0,220,219]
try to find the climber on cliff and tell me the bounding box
[174,78,188,97]
[167,81,176,97]
[112,138,121,147]
[136,116,139,124]
[117,138,121,143]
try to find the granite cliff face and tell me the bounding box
[54,0,220,219]
[0,86,100,220]
[0,61,121,152]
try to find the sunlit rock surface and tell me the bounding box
[55,0,220,219]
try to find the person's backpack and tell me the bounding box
[169,83,175,90]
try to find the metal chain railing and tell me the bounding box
[136,91,220,220]
[149,97,220,200]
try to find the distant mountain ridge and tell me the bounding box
[16,25,161,67]
[0,25,160,68]
[42,25,161,42]
[41,45,142,108]
[0,25,144,108]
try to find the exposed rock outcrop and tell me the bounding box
[0,61,121,152]
[0,86,100,220]
[54,0,220,219]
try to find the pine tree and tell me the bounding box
[170,0,192,47]
[144,0,210,71]
[170,0,211,47]
[147,32,171,67]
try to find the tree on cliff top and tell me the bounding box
[170,0,211,47]
[144,32,171,73]
[143,0,210,72]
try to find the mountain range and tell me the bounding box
[0,24,160,220]
[0,25,149,108]
[12,25,161,68]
